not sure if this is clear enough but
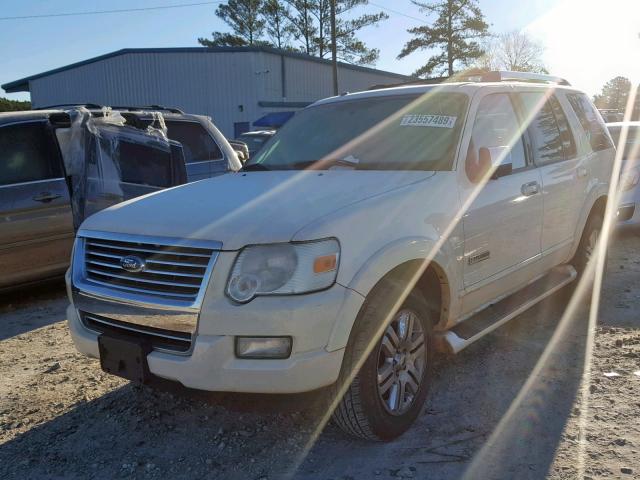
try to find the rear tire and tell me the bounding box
[332,281,434,441]
[572,211,605,279]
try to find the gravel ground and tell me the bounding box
[1,231,639,480]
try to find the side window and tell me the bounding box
[165,121,222,164]
[117,141,173,187]
[566,93,614,152]
[519,93,564,165]
[549,97,577,159]
[469,93,527,172]
[0,122,62,186]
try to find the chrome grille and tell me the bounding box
[81,234,217,303]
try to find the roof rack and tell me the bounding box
[111,105,185,114]
[35,103,185,114]
[465,70,571,86]
[36,103,105,110]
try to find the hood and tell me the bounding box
[80,170,434,250]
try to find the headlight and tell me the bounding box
[620,169,640,191]
[227,239,340,303]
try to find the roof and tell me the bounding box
[312,81,581,107]
[2,46,411,94]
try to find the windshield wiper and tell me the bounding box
[241,163,271,172]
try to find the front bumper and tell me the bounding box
[67,279,363,393]
[67,304,345,393]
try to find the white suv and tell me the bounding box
[66,72,614,441]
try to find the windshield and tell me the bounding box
[608,126,640,160]
[238,133,270,152]
[247,92,468,171]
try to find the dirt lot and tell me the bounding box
[1,231,639,480]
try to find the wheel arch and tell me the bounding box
[570,194,608,259]
[328,255,453,352]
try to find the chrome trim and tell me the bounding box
[79,229,220,251]
[85,241,212,257]
[84,314,190,342]
[0,177,66,189]
[72,290,200,333]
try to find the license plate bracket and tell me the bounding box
[98,334,152,384]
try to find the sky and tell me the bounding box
[1,0,639,101]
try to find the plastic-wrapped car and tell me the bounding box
[0,108,187,290]
[102,106,241,181]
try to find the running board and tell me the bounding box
[440,265,577,354]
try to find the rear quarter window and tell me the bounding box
[165,121,223,164]
[566,93,613,152]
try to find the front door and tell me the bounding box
[461,93,544,288]
[0,121,74,288]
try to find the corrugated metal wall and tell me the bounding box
[28,50,407,137]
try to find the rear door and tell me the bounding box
[164,120,226,181]
[462,92,544,288]
[517,92,585,261]
[0,120,74,288]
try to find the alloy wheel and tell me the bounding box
[376,309,427,416]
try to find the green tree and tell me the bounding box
[198,0,266,47]
[264,0,295,49]
[286,0,317,55]
[287,0,387,65]
[0,97,31,112]
[398,0,489,77]
[323,1,388,65]
[593,76,632,112]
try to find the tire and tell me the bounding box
[331,280,434,441]
[571,211,605,279]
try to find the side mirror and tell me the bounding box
[466,142,514,183]
[479,146,513,180]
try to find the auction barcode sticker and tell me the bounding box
[400,114,457,128]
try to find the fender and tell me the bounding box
[326,234,462,351]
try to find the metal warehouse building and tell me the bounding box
[2,47,410,137]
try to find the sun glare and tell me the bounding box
[526,0,640,94]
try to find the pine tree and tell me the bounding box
[593,76,632,112]
[198,0,266,47]
[287,0,387,65]
[263,0,295,49]
[323,0,387,65]
[398,0,489,77]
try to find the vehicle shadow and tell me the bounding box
[1,290,592,480]
[0,279,67,341]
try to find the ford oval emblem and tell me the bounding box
[120,255,146,273]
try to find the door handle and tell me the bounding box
[521,181,540,197]
[577,167,588,178]
[32,192,62,203]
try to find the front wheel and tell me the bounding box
[332,285,434,441]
